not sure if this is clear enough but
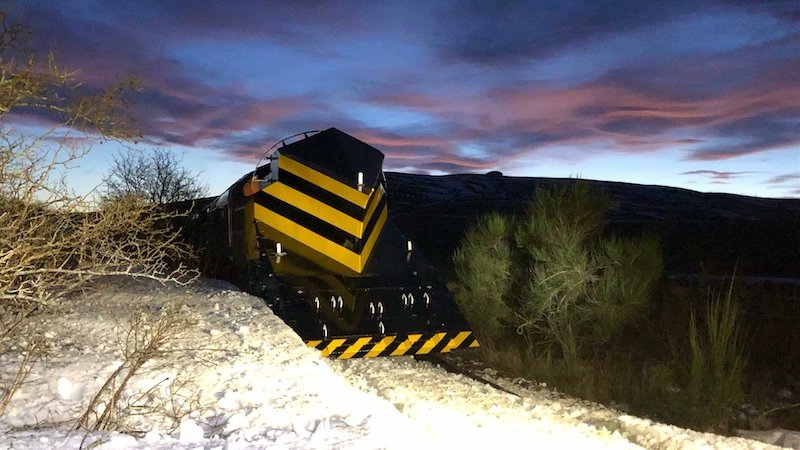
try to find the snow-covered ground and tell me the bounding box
[0,279,795,449]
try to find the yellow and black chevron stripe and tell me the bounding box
[306,331,480,359]
[252,155,387,273]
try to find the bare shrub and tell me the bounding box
[0,10,198,418]
[0,340,39,417]
[1,195,198,308]
[122,373,207,436]
[75,304,193,433]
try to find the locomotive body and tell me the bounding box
[198,128,477,358]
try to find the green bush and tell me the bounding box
[452,212,514,347]
[452,183,757,432]
[589,233,663,345]
[454,182,663,371]
[684,280,746,430]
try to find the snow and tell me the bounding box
[0,279,794,449]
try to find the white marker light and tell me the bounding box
[358,171,364,185]
[276,242,282,254]
[407,240,413,252]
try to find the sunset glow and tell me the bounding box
[6,1,799,198]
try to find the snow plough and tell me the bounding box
[194,128,478,359]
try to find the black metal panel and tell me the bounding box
[278,128,384,191]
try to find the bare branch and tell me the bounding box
[104,148,208,205]
[0,10,200,417]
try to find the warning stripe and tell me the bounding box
[253,168,388,273]
[306,331,477,359]
[337,337,373,359]
[320,338,347,357]
[365,336,396,358]
[264,183,364,238]
[279,155,370,208]
[416,332,446,355]
[441,331,471,353]
[252,201,387,273]
[390,334,421,356]
[277,169,365,219]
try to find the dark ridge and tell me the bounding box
[384,172,800,278]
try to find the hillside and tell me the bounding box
[385,172,800,278]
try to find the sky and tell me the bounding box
[4,0,800,198]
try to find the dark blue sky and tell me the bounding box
[7,0,800,197]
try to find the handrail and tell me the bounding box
[244,130,321,197]
[253,130,321,172]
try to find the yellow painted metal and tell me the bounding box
[361,185,385,233]
[358,207,388,265]
[416,332,446,355]
[441,331,471,353]
[320,338,347,357]
[365,336,396,358]
[265,182,363,237]
[253,203,362,272]
[252,201,387,273]
[390,334,422,356]
[279,155,371,208]
[307,331,475,358]
[244,198,259,260]
[254,222,359,276]
[337,337,373,359]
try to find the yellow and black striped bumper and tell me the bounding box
[306,331,479,359]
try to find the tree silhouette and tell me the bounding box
[104,148,208,204]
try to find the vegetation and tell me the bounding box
[0,11,198,419]
[76,303,193,435]
[454,183,661,367]
[104,148,209,204]
[683,281,747,429]
[452,212,513,349]
[452,183,757,433]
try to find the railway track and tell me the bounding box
[412,354,521,398]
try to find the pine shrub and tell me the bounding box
[452,213,514,347]
[454,182,663,371]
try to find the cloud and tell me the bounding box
[680,170,757,182]
[432,1,798,66]
[352,25,797,164]
[4,0,797,189]
[765,173,800,185]
[685,108,800,161]
[8,3,310,157]
[432,1,693,65]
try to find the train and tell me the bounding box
[192,128,478,359]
